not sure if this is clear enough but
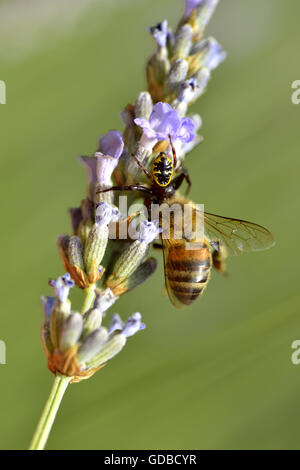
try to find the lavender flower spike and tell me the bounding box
[134,101,195,150]
[148,20,168,48]
[49,273,74,303]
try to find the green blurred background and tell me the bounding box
[0,0,299,450]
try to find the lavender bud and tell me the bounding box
[194,67,211,93]
[59,312,83,352]
[188,0,219,30]
[112,221,161,279]
[173,24,193,59]
[135,92,153,120]
[67,236,84,270]
[77,328,109,364]
[83,223,108,282]
[77,219,93,247]
[86,333,127,368]
[49,300,71,350]
[82,307,103,339]
[192,37,226,70]
[87,312,146,368]
[83,202,117,282]
[112,241,148,279]
[165,59,188,95]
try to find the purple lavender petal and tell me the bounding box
[138,220,162,244]
[41,296,56,320]
[122,312,146,338]
[177,117,195,143]
[79,155,97,184]
[49,273,74,303]
[148,20,168,48]
[99,130,124,159]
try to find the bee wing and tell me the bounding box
[204,211,275,256]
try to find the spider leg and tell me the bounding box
[131,153,152,179]
[96,185,153,196]
[172,167,191,194]
[168,134,177,168]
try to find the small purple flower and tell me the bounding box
[138,220,162,244]
[49,273,74,303]
[185,0,202,17]
[122,312,146,338]
[99,130,124,160]
[199,37,226,70]
[177,117,196,143]
[108,314,124,335]
[80,130,124,187]
[148,20,168,48]
[178,78,200,103]
[95,201,119,226]
[134,102,195,149]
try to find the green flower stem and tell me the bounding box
[81,285,96,314]
[29,285,96,450]
[29,374,71,450]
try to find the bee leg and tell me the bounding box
[211,242,229,276]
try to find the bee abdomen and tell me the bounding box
[166,245,211,305]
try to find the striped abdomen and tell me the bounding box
[166,243,211,306]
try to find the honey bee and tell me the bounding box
[98,137,275,308]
